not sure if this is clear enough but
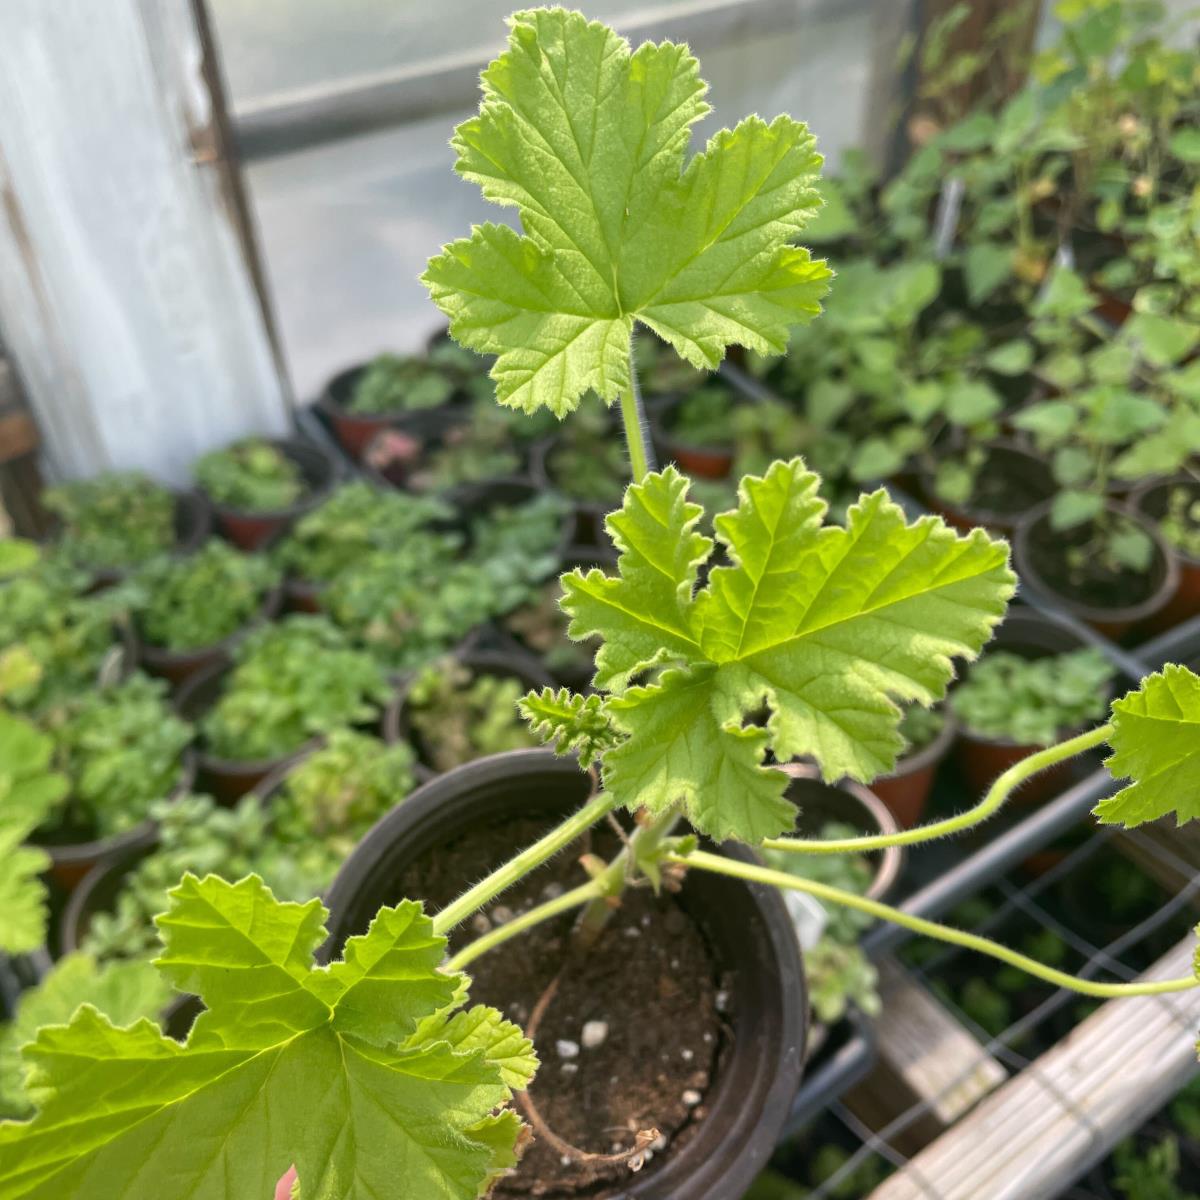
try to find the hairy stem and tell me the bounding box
[447,880,602,970]
[574,802,683,945]
[432,790,618,936]
[673,849,1200,999]
[762,723,1113,857]
[619,351,656,484]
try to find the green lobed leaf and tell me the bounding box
[0,712,69,954]
[558,460,1014,841]
[422,8,831,416]
[1095,666,1200,829]
[518,686,621,769]
[0,874,535,1200]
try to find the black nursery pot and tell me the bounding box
[174,661,319,804]
[650,394,736,481]
[1013,500,1179,639]
[528,436,620,552]
[206,438,338,552]
[922,438,1056,536]
[382,648,554,781]
[321,750,807,1200]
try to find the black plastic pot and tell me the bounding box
[382,648,553,781]
[34,749,195,894]
[321,749,807,1199]
[779,764,904,902]
[1130,476,1200,634]
[203,437,338,552]
[137,584,284,690]
[1013,500,1180,638]
[174,662,320,804]
[316,365,467,461]
[922,438,1056,536]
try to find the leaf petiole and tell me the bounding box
[761,723,1114,857]
[432,789,618,936]
[671,848,1200,999]
[618,362,655,484]
[447,880,603,971]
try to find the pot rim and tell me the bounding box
[922,436,1054,529]
[774,762,904,901]
[1013,498,1181,626]
[1128,474,1200,569]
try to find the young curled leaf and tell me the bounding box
[422,7,831,416]
[1095,664,1200,829]
[0,874,535,1200]
[519,687,620,769]
[562,460,1015,843]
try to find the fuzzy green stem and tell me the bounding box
[446,880,602,971]
[672,849,1200,999]
[619,381,652,484]
[575,802,683,943]
[762,723,1113,857]
[431,790,618,936]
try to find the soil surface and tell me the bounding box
[962,446,1055,518]
[395,816,726,1197]
[1025,517,1159,611]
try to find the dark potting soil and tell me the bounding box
[1025,518,1158,610]
[394,816,727,1197]
[964,447,1055,518]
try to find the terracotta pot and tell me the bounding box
[869,712,959,829]
[1013,500,1179,639]
[204,438,338,551]
[651,394,735,480]
[136,584,283,690]
[321,749,807,1199]
[951,608,1104,806]
[174,662,320,804]
[1129,476,1200,635]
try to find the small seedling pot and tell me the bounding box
[204,438,338,552]
[382,648,554,781]
[778,764,904,901]
[868,712,959,830]
[359,419,498,496]
[174,661,320,804]
[951,608,1103,807]
[136,584,284,690]
[528,436,619,551]
[1129,476,1200,635]
[34,749,195,895]
[54,488,212,591]
[282,575,325,615]
[1013,500,1179,639]
[651,394,736,480]
[321,749,807,1200]
[316,364,467,461]
[921,438,1056,536]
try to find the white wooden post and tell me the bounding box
[0,0,290,485]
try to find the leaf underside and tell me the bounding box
[555,459,1015,842]
[422,7,832,416]
[0,874,535,1200]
